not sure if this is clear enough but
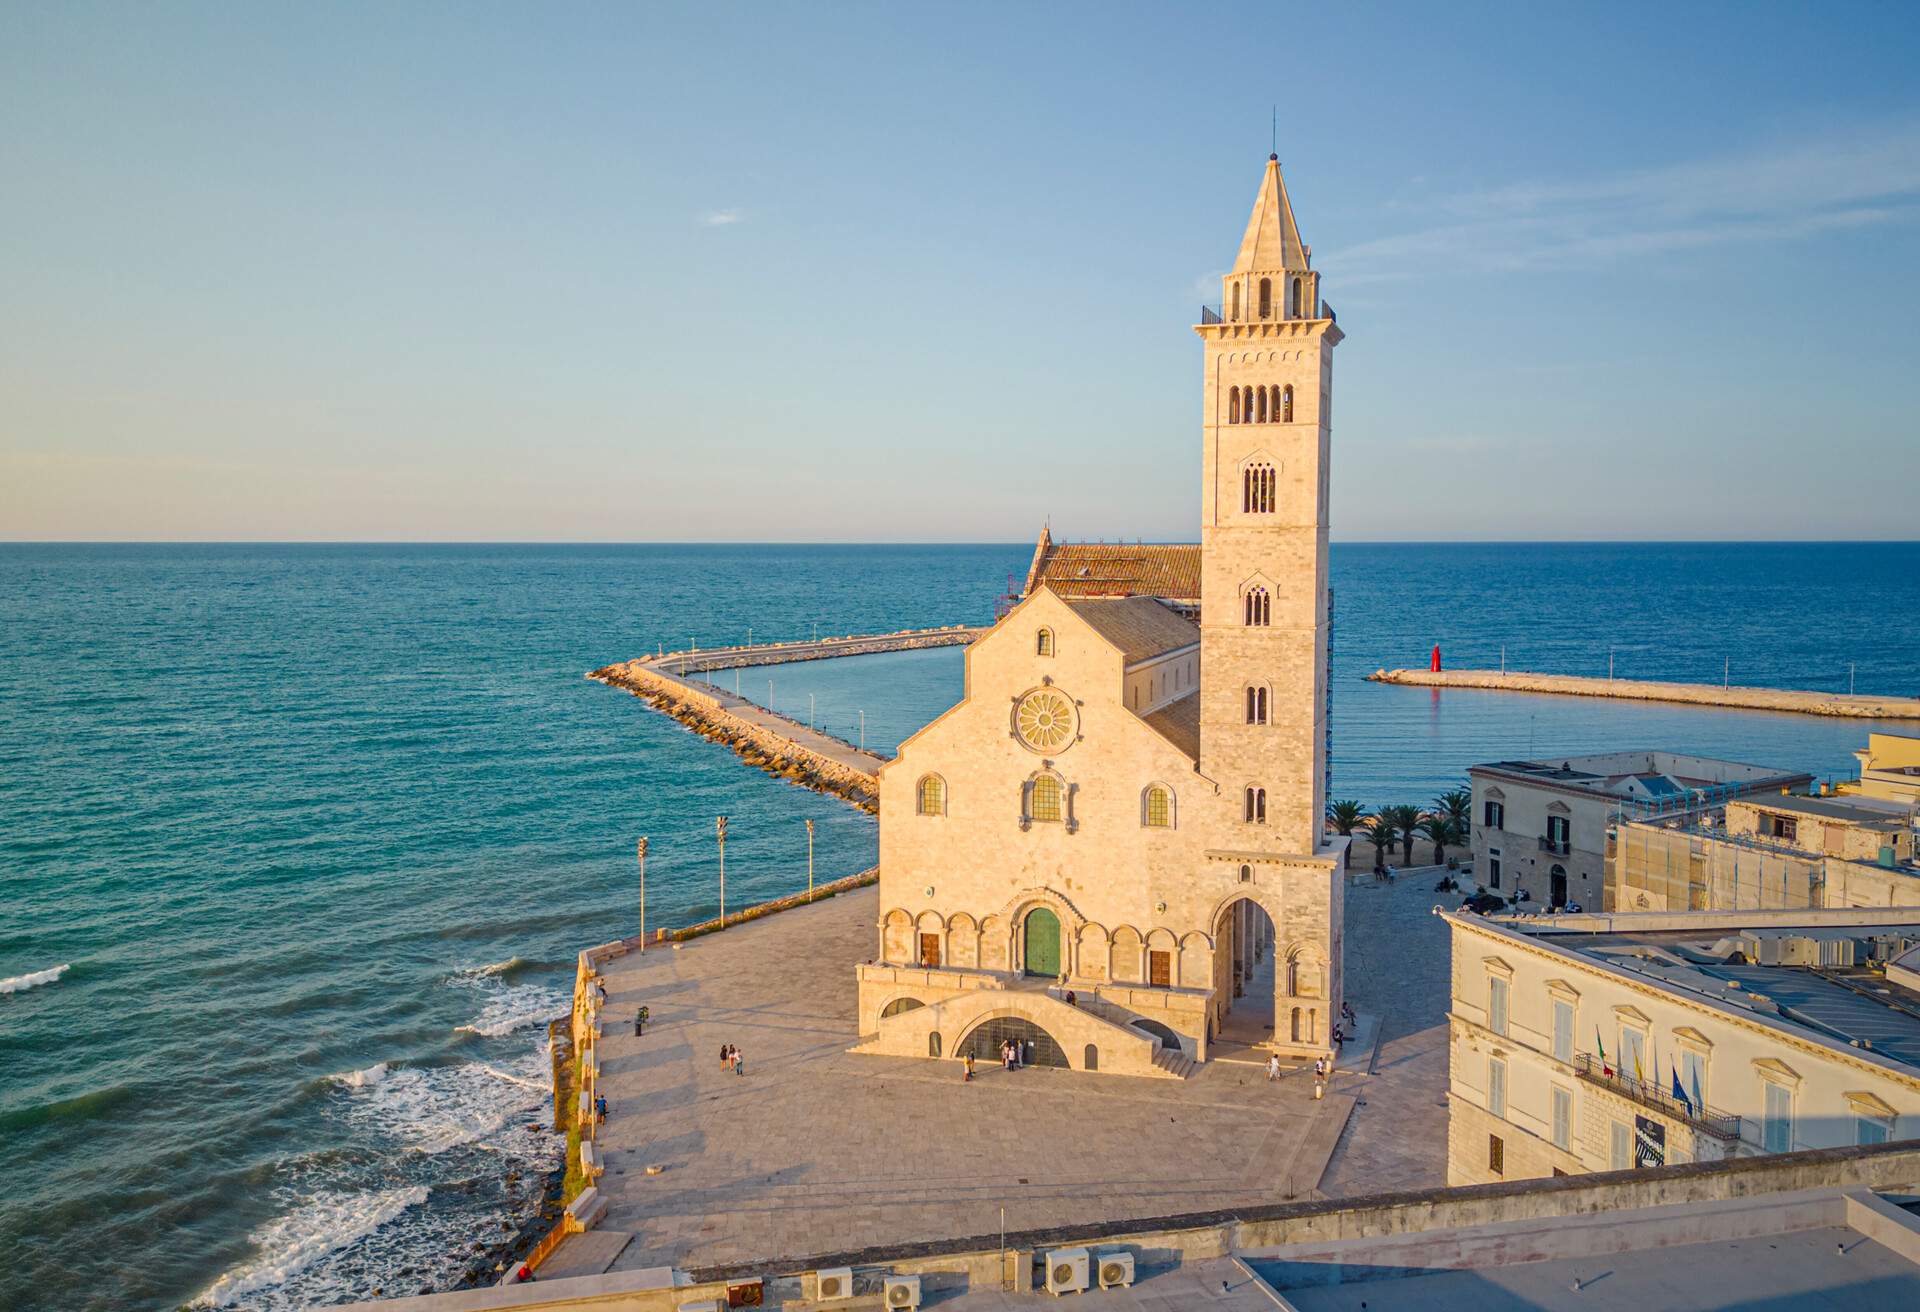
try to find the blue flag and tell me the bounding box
[1672,1065,1692,1113]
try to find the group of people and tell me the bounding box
[960,1038,1030,1082]
[1260,1002,1360,1098]
[718,1042,746,1076]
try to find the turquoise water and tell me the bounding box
[2,541,1916,1311]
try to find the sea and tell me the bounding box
[2,541,1916,1312]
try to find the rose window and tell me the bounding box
[1015,689,1077,753]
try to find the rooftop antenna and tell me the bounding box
[1271,105,1277,160]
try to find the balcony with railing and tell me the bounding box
[1538,834,1572,856]
[1573,1052,1741,1141]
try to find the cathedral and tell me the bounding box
[853,156,1345,1077]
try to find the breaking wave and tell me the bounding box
[329,1062,390,1089]
[193,1185,430,1308]
[1,962,71,994]
[450,979,566,1039]
[333,1051,548,1156]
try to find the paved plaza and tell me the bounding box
[571,868,1464,1275]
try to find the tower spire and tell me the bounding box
[1232,154,1308,275]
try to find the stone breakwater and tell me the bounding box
[649,625,984,676]
[589,660,882,812]
[1368,668,1920,719]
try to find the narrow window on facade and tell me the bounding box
[1488,1056,1507,1117]
[1552,999,1574,1063]
[1552,1087,1573,1150]
[1269,385,1282,421]
[1228,387,1241,424]
[1030,775,1063,824]
[1488,1134,1504,1176]
[916,775,945,816]
[1084,1044,1099,1071]
[1763,1080,1793,1153]
[1619,1025,1648,1084]
[1243,587,1270,627]
[1680,1048,1707,1109]
[1488,850,1502,889]
[1488,977,1509,1036]
[1244,786,1267,823]
[1282,384,1294,422]
[1856,1111,1892,1146]
[1258,387,1270,423]
[1231,283,1241,321]
[1610,1121,1631,1170]
[1245,686,1268,725]
[1548,814,1570,854]
[929,1031,942,1058]
[1239,864,1252,883]
[1144,785,1172,828]
[1036,627,1054,657]
[1258,277,1272,318]
[1485,799,1505,828]
[1290,277,1303,318]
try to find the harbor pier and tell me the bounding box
[1367,668,1920,719]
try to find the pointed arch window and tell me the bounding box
[1143,784,1173,829]
[1242,462,1275,514]
[1244,685,1268,725]
[1282,384,1294,423]
[1243,586,1270,627]
[1245,786,1267,823]
[1035,627,1054,657]
[1258,278,1272,318]
[916,774,946,816]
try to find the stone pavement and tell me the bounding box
[579,886,1365,1275]
[1318,864,1469,1196]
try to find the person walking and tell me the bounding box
[1266,1053,1281,1082]
[719,1043,730,1071]
[734,1046,745,1076]
[1312,1056,1326,1100]
[595,1093,608,1124]
[963,1053,974,1083]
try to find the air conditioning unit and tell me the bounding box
[883,1274,922,1309]
[1097,1251,1135,1289]
[814,1267,855,1302]
[1045,1247,1090,1296]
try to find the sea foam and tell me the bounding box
[194,1185,430,1308]
[0,962,71,994]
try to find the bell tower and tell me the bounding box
[1197,155,1342,856]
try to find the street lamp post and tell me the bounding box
[637,837,648,952]
[808,692,815,730]
[716,816,728,923]
[768,678,774,713]
[805,818,815,898]
[859,709,866,752]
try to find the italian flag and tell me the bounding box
[1597,1028,1612,1078]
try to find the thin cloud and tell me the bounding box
[1322,122,1920,285]
[700,209,745,227]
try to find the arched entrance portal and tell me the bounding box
[1212,896,1279,1048]
[959,1016,1068,1068]
[1022,907,1062,977]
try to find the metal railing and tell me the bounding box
[1573,1052,1741,1140]
[1538,835,1571,856]
[1200,305,1223,324]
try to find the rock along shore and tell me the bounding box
[1367,668,1920,720]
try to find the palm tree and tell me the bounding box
[1386,804,1424,864]
[1326,799,1368,836]
[1363,815,1399,874]
[1418,815,1460,866]
[1434,788,1472,834]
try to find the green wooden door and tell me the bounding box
[1023,908,1061,977]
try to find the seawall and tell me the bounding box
[589,661,882,811]
[1367,668,1920,720]
[591,626,987,810]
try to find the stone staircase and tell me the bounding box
[1152,1046,1198,1079]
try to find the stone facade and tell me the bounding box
[855,158,1346,1075]
[1443,910,1920,1188]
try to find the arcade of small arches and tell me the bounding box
[1228,275,1311,324]
[1227,384,1293,425]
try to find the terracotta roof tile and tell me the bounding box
[1027,540,1201,602]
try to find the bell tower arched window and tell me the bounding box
[1258,278,1272,318]
[1228,387,1241,424]
[1244,786,1267,823]
[1290,277,1302,318]
[1242,462,1275,514]
[1243,586,1270,627]
[1282,385,1294,423]
[1255,388,1268,423]
[1231,283,1242,321]
[1244,685,1268,725]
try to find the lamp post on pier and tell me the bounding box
[805,818,815,898]
[716,816,728,923]
[859,709,866,752]
[768,678,775,713]
[637,837,648,952]
[808,692,815,730]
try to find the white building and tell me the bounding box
[1445,907,1920,1187]
[1468,751,1811,911]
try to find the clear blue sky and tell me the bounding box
[4,3,1916,542]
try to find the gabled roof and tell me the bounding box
[1233,155,1308,274]
[1142,692,1200,762]
[1064,597,1198,666]
[1025,536,1201,603]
